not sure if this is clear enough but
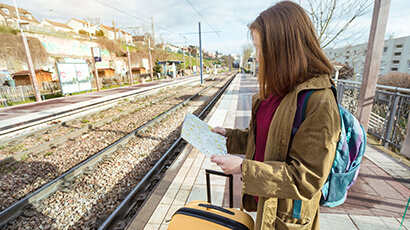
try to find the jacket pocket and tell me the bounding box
[275,211,311,230]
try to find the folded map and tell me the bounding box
[181,113,227,157]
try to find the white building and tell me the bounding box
[0,3,40,28]
[324,35,410,78]
[41,19,74,33]
[66,18,97,35]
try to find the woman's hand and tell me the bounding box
[211,126,226,136]
[210,155,243,175]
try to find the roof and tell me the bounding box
[131,67,146,70]
[43,19,73,30]
[99,24,114,31]
[97,68,114,71]
[68,18,95,26]
[11,70,51,76]
[0,3,40,24]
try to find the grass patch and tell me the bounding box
[82,119,89,123]
[44,152,53,157]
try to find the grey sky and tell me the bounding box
[2,0,410,55]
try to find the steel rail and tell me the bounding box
[0,72,235,228]
[0,81,200,166]
[98,73,236,230]
[0,74,209,140]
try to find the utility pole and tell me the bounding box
[127,47,133,85]
[149,39,154,82]
[183,37,186,71]
[91,47,101,91]
[199,22,203,84]
[151,17,155,44]
[88,21,92,39]
[356,0,391,132]
[13,0,41,102]
[113,20,116,43]
[229,54,231,71]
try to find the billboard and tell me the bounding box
[56,63,92,94]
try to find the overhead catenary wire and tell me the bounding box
[185,0,231,54]
[93,0,196,45]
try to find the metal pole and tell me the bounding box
[127,47,133,86]
[356,0,391,132]
[13,0,41,102]
[149,39,154,82]
[91,48,100,91]
[229,55,231,71]
[199,22,203,84]
[151,17,155,45]
[383,92,400,148]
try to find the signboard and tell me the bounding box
[93,47,101,62]
[57,63,92,94]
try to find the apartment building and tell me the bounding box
[324,35,410,78]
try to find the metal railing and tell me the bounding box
[335,79,410,151]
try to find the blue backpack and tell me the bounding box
[291,86,366,218]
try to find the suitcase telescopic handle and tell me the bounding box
[205,169,233,208]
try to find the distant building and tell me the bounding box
[324,35,410,78]
[40,19,74,33]
[66,18,97,35]
[0,3,40,28]
[99,24,116,40]
[11,70,53,90]
[164,44,181,53]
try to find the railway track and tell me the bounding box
[0,72,236,229]
[0,74,207,143]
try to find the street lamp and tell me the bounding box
[334,65,343,81]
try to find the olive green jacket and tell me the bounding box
[225,75,341,229]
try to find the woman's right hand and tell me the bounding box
[211,126,226,136]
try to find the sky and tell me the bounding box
[2,0,410,56]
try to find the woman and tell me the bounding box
[211,1,341,229]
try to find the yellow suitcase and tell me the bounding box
[168,169,254,230]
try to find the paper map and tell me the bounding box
[181,113,227,157]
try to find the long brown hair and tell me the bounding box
[249,1,332,99]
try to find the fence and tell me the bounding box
[336,79,410,151]
[0,81,62,105]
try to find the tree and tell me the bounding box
[95,30,104,37]
[78,29,87,35]
[241,43,254,68]
[304,0,372,48]
[377,72,410,89]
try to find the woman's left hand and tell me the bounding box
[210,155,243,175]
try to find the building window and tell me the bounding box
[346,56,350,59]
[394,52,401,56]
[383,47,388,53]
[26,14,32,19]
[2,8,9,14]
[407,60,410,69]
[395,44,403,49]
[393,60,400,64]
[334,53,337,57]
[346,50,350,54]
[391,68,398,71]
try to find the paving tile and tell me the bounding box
[395,217,410,229]
[143,223,161,230]
[147,204,170,224]
[180,175,197,190]
[319,213,357,230]
[173,189,191,205]
[159,188,178,205]
[163,204,183,224]
[350,215,403,230]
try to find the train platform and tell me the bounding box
[0,74,206,140]
[130,73,410,230]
